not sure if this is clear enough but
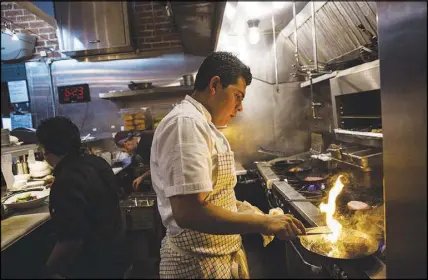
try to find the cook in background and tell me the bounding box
[150,52,306,279]
[114,130,154,191]
[36,116,127,279]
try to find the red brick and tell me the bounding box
[170,41,183,48]
[152,42,170,49]
[1,3,14,10]
[16,15,37,22]
[38,27,56,34]
[136,11,154,18]
[135,18,154,25]
[28,21,49,28]
[155,9,165,17]
[36,40,46,47]
[134,2,152,7]
[162,33,180,42]
[138,43,152,49]
[5,10,23,17]
[144,35,163,43]
[144,23,154,30]
[154,28,174,35]
[138,30,153,37]
[49,33,57,40]
[46,39,58,45]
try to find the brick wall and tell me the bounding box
[1,1,183,59]
[1,2,59,58]
[132,1,183,52]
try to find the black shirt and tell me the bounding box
[134,130,154,166]
[49,154,126,278]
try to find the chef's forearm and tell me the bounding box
[174,201,268,235]
[45,239,83,276]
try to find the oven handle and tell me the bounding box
[288,240,323,274]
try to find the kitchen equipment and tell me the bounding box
[299,228,378,259]
[120,195,155,230]
[3,190,49,210]
[1,129,10,147]
[299,226,332,236]
[182,74,194,86]
[128,81,153,90]
[296,170,328,183]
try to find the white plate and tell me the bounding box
[3,190,50,209]
[25,181,46,188]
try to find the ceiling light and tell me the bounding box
[247,19,260,45]
[12,31,19,41]
[225,2,236,20]
[272,2,287,10]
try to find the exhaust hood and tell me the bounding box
[54,1,133,57]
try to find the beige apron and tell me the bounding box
[159,125,249,279]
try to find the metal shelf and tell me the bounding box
[99,86,193,99]
[1,144,38,157]
[340,115,381,119]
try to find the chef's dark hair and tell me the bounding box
[36,116,81,156]
[194,52,252,92]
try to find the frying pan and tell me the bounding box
[295,170,328,183]
[299,228,379,260]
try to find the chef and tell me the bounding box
[114,130,154,192]
[150,52,306,279]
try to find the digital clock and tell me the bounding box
[58,84,91,104]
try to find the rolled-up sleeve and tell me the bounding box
[157,117,213,198]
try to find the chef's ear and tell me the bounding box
[209,76,221,95]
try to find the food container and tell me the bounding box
[119,107,152,131]
[150,104,175,129]
[182,74,194,87]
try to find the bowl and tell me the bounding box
[3,190,50,210]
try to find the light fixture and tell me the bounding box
[11,30,19,41]
[225,2,236,20]
[247,19,260,45]
[272,2,287,10]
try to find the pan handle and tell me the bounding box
[288,241,323,274]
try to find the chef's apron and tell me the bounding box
[159,125,249,279]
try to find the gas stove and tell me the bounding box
[255,158,386,279]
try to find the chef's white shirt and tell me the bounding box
[150,95,231,235]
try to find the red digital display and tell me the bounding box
[58,84,90,104]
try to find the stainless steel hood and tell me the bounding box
[330,59,380,96]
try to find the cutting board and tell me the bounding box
[1,213,50,251]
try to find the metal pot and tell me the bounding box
[128,81,153,90]
[182,74,194,87]
[299,228,378,260]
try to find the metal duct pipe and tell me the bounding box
[293,1,300,65]
[271,9,279,93]
[311,1,318,72]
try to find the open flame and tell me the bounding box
[319,175,345,243]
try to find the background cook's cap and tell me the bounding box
[114,130,139,147]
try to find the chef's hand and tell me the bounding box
[132,176,144,191]
[263,214,306,240]
[45,177,55,189]
[132,170,151,191]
